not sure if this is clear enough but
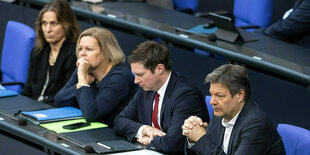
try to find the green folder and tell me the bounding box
[40,119,108,133]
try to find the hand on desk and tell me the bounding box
[182,116,208,143]
[137,136,152,145]
[137,126,166,145]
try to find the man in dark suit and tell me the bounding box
[182,64,285,155]
[113,41,209,154]
[262,0,310,48]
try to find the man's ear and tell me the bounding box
[156,64,165,75]
[238,89,245,102]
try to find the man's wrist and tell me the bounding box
[135,125,147,138]
[186,137,195,148]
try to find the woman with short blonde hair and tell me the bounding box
[55,27,137,127]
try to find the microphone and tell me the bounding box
[84,145,95,153]
[13,109,27,126]
[208,33,217,42]
[57,134,96,153]
[0,109,28,126]
[17,118,27,126]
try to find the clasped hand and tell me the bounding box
[182,116,208,143]
[137,126,166,145]
[76,58,95,86]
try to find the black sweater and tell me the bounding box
[21,40,76,105]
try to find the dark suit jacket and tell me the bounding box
[263,0,310,46]
[113,71,209,154]
[54,64,137,127]
[189,101,285,155]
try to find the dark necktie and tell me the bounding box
[152,92,161,130]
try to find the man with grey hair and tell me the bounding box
[182,64,285,155]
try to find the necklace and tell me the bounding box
[50,53,56,65]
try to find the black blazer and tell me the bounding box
[264,0,310,43]
[189,101,285,155]
[21,40,76,105]
[114,71,209,154]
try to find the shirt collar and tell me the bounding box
[156,72,171,97]
[222,108,242,128]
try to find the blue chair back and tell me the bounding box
[1,21,35,93]
[234,0,273,28]
[173,0,198,13]
[205,95,213,118]
[277,124,310,155]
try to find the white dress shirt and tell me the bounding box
[221,110,241,154]
[135,72,171,138]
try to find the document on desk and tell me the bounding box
[20,107,83,125]
[40,118,107,133]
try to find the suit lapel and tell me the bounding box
[227,101,253,154]
[159,71,178,124]
[218,125,226,147]
[145,91,156,126]
[209,116,226,147]
[227,124,238,154]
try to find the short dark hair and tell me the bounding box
[205,64,251,101]
[128,41,171,73]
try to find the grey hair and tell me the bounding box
[205,64,251,101]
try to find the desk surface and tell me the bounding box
[101,1,309,64]
[103,2,209,29]
[82,1,310,86]
[21,0,310,86]
[0,95,152,155]
[0,96,83,154]
[105,2,310,76]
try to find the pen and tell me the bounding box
[97,142,112,150]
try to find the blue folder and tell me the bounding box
[0,84,18,98]
[20,107,83,124]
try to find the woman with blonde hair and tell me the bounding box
[55,27,137,127]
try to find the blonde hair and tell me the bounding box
[76,27,125,65]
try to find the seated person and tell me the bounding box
[54,27,137,127]
[21,0,80,105]
[182,64,285,155]
[113,41,209,154]
[260,0,310,48]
